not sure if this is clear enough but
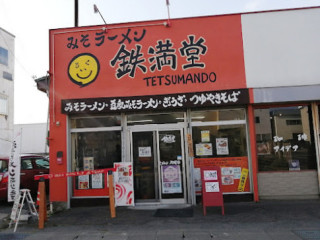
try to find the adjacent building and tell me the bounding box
[42,7,320,208]
[0,27,14,158]
[14,123,49,156]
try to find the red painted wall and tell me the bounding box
[49,14,247,202]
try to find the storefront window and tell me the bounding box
[191,109,247,158]
[71,115,121,128]
[254,105,317,171]
[191,109,245,122]
[71,131,121,190]
[192,125,247,158]
[191,109,250,193]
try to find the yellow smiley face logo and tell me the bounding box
[68,53,100,87]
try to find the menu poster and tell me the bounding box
[289,160,300,171]
[196,143,213,156]
[216,138,229,155]
[221,167,234,185]
[203,170,218,181]
[78,175,89,189]
[114,162,134,206]
[201,130,210,142]
[83,157,94,170]
[161,165,182,194]
[91,173,103,189]
[222,175,234,185]
[138,146,152,157]
[205,182,220,193]
[233,167,242,179]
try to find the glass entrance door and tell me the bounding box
[132,131,158,201]
[131,128,186,204]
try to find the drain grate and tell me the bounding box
[0,233,28,240]
[293,230,320,240]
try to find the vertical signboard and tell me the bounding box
[201,166,224,215]
[8,131,21,202]
[114,162,134,206]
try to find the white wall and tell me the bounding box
[14,123,48,155]
[242,8,320,88]
[0,28,15,158]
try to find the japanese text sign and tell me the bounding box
[51,15,246,101]
[8,131,21,202]
[61,88,249,114]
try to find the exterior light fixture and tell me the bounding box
[93,4,108,27]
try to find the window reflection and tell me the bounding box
[191,109,245,122]
[71,131,121,189]
[127,112,184,125]
[71,115,121,128]
[255,106,317,171]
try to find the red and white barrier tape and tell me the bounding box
[34,168,116,180]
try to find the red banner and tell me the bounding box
[194,157,250,193]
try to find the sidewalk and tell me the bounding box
[0,199,320,239]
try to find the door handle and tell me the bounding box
[20,173,26,176]
[39,172,44,174]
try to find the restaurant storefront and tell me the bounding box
[45,7,320,208]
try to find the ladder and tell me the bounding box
[9,189,38,232]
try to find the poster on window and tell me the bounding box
[78,175,89,189]
[233,167,242,179]
[114,162,134,206]
[196,143,213,156]
[91,173,103,189]
[194,168,201,193]
[83,157,94,171]
[161,165,182,194]
[289,160,300,171]
[138,146,152,157]
[201,130,210,142]
[221,167,234,185]
[216,138,229,155]
[193,157,250,193]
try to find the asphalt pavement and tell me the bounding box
[0,199,320,239]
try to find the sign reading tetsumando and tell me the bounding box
[61,89,249,114]
[51,15,246,99]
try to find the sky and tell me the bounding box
[1,0,320,124]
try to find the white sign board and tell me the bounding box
[204,170,218,181]
[138,147,152,157]
[205,182,220,192]
[114,162,134,206]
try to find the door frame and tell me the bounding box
[128,123,187,204]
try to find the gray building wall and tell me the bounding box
[242,8,320,89]
[14,123,48,155]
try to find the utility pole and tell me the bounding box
[75,0,78,27]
